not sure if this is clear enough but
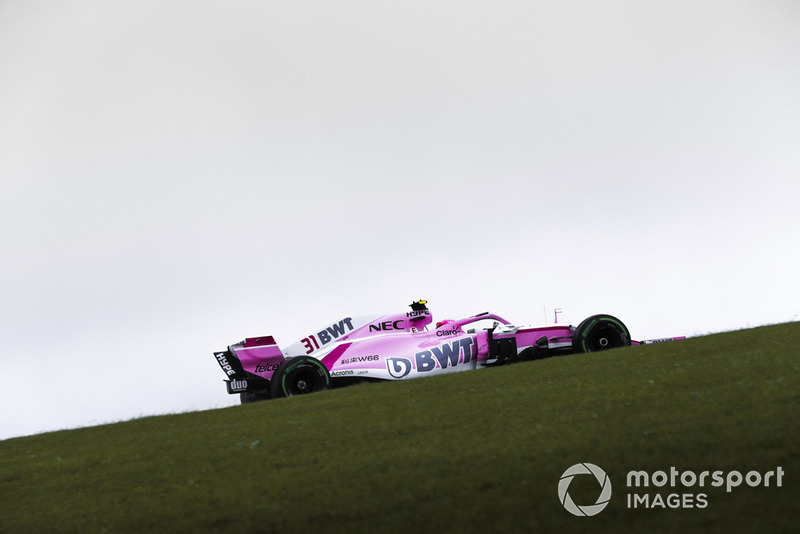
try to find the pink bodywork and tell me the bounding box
[230,336,284,380]
[220,303,687,401]
[229,310,585,382]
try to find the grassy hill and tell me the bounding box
[1,322,798,533]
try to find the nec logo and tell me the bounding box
[369,320,403,332]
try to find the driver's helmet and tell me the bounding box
[436,319,455,329]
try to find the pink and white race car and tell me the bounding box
[214,301,683,403]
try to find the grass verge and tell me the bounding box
[1,323,798,533]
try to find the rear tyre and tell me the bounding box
[270,356,331,398]
[572,314,631,353]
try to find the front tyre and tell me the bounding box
[270,356,331,398]
[572,314,631,353]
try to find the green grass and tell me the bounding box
[2,323,798,533]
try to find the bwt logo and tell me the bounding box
[414,337,473,373]
[386,357,412,379]
[558,463,612,517]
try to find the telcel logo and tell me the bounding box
[558,463,612,517]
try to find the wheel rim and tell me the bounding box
[586,324,624,351]
[286,367,322,395]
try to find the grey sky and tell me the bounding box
[2,1,799,439]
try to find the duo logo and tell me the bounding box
[558,463,612,516]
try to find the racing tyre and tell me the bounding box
[572,314,631,353]
[270,356,331,398]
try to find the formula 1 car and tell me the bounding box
[214,301,683,403]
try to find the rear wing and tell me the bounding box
[214,336,286,395]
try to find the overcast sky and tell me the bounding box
[2,1,799,440]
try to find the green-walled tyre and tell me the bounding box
[572,314,631,354]
[270,356,332,398]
